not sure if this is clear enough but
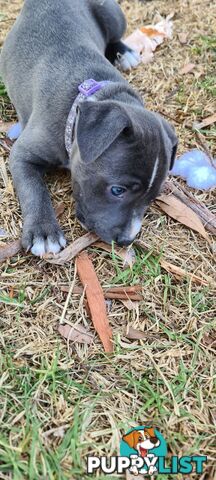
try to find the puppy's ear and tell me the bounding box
[76,100,130,163]
[160,116,178,170]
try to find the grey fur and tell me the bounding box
[0,0,178,252]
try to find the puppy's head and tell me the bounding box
[123,428,160,456]
[71,99,177,245]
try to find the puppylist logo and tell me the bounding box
[87,426,207,476]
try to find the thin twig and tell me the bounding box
[59,264,77,324]
[194,130,216,169]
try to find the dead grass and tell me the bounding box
[0,0,215,479]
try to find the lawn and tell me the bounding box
[0,0,215,479]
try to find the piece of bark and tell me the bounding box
[0,239,22,263]
[60,284,143,301]
[58,323,94,345]
[106,286,142,294]
[76,252,113,353]
[156,193,210,242]
[45,232,98,264]
[163,180,216,235]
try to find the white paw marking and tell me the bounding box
[115,50,140,71]
[31,240,46,257]
[31,235,66,257]
[59,235,67,248]
[46,238,62,254]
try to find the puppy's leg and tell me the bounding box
[9,136,66,256]
[105,41,140,71]
[94,0,139,70]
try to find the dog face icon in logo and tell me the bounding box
[123,427,160,457]
[120,426,167,476]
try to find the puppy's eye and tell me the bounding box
[110,186,127,197]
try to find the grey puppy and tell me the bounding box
[0,0,177,256]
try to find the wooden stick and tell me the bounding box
[194,130,216,169]
[76,252,113,353]
[60,285,143,301]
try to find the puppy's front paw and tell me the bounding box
[22,221,66,257]
[115,49,140,71]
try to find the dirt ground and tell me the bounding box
[0,0,215,479]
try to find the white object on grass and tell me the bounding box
[170,149,216,190]
[125,14,173,65]
[7,122,22,140]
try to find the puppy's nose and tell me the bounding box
[116,235,133,247]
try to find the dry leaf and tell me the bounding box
[179,63,195,74]
[194,66,205,79]
[125,14,173,65]
[55,202,65,218]
[193,113,216,130]
[120,299,140,310]
[178,32,188,44]
[58,323,93,345]
[45,232,98,264]
[94,241,136,268]
[163,179,216,235]
[202,332,216,347]
[125,326,146,340]
[76,252,113,353]
[0,239,22,263]
[155,194,210,242]
[160,259,210,286]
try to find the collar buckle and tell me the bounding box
[78,79,110,97]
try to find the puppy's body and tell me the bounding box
[1,0,128,165]
[0,0,177,255]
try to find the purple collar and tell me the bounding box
[65,79,110,158]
